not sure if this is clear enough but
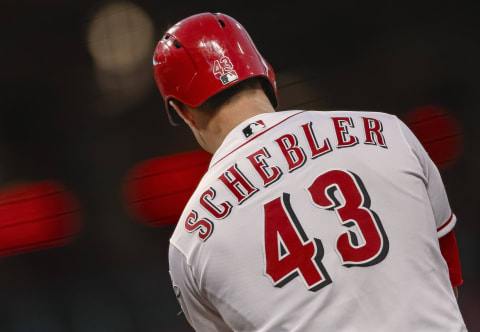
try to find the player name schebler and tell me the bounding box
[185,114,388,241]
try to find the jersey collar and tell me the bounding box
[209,111,304,169]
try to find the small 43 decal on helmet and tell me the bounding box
[213,56,239,85]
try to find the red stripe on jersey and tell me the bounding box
[211,111,305,168]
[437,211,454,232]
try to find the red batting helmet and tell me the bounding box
[153,12,277,125]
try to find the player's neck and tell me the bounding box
[199,89,275,153]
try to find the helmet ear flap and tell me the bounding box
[260,78,277,109]
[166,99,183,126]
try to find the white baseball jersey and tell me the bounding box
[169,110,467,332]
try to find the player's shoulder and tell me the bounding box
[271,109,399,131]
[300,109,401,128]
[255,109,399,123]
[299,109,398,119]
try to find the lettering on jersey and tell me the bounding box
[301,122,333,159]
[246,147,283,187]
[184,210,214,241]
[332,117,359,148]
[307,170,389,267]
[187,115,390,242]
[264,193,332,291]
[218,164,259,204]
[200,187,233,219]
[275,134,307,172]
[362,117,387,148]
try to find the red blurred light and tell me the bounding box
[123,149,212,226]
[0,181,81,257]
[404,106,463,170]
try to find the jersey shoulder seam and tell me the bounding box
[169,239,193,266]
[393,115,420,165]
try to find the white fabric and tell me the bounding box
[396,119,457,237]
[169,110,466,332]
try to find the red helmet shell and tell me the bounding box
[153,13,277,125]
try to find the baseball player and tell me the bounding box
[153,13,467,331]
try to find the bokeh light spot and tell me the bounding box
[0,181,82,257]
[86,1,156,109]
[404,106,463,170]
[123,150,212,226]
[87,1,154,73]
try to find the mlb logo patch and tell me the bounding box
[242,120,266,138]
[220,71,239,85]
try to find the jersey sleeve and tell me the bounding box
[396,117,456,237]
[168,244,233,332]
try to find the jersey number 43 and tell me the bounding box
[263,169,389,291]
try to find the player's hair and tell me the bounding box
[178,77,272,115]
[198,77,262,113]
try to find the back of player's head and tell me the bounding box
[153,12,277,125]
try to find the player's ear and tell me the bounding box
[169,100,196,128]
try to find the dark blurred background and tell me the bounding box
[1,0,479,331]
